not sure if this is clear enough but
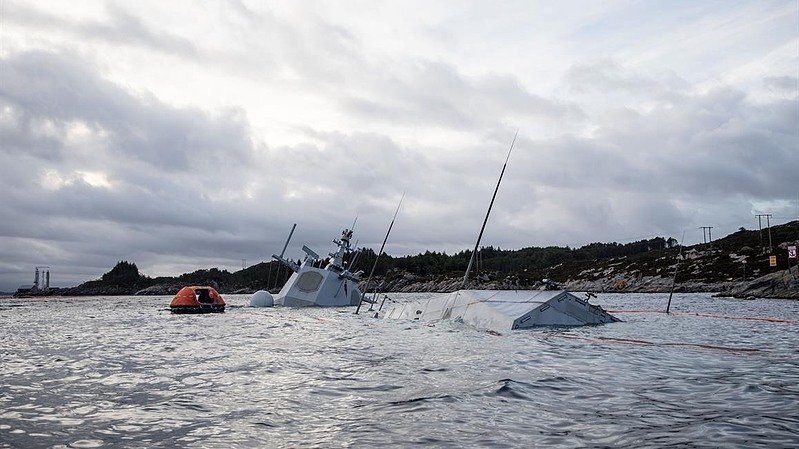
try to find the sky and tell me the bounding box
[0,0,797,291]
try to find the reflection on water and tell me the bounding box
[1,293,798,448]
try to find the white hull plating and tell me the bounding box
[383,290,620,331]
[275,266,361,307]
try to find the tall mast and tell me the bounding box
[355,193,405,314]
[462,131,518,288]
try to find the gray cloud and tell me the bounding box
[0,3,796,292]
[341,60,585,129]
[763,75,799,94]
[3,51,797,290]
[6,1,198,57]
[0,50,265,289]
[201,4,584,129]
[554,61,798,203]
[1,51,253,172]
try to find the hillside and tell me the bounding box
[366,221,799,299]
[20,221,799,299]
[48,261,297,296]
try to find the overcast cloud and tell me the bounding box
[1,0,797,291]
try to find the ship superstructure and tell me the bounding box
[271,228,363,307]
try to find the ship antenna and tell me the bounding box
[355,192,405,314]
[462,130,518,288]
[279,223,297,259]
[665,230,686,314]
[351,213,359,233]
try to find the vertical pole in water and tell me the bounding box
[379,294,388,311]
[666,231,686,314]
[356,193,405,315]
[463,131,517,289]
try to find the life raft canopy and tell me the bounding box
[170,286,226,314]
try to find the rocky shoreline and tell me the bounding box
[362,266,799,299]
[12,261,799,300]
[12,221,798,300]
[12,269,798,300]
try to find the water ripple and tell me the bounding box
[1,293,797,448]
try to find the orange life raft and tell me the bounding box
[170,286,226,314]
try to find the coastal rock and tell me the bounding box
[716,266,799,299]
[134,284,182,296]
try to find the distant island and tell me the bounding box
[15,220,799,299]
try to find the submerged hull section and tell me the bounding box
[383,290,619,331]
[275,266,362,307]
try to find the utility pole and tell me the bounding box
[700,226,713,251]
[755,214,770,252]
[765,214,773,253]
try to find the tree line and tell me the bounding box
[348,236,675,277]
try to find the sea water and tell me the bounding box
[1,293,797,448]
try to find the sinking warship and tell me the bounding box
[251,227,363,307]
[378,132,620,330]
[253,133,620,329]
